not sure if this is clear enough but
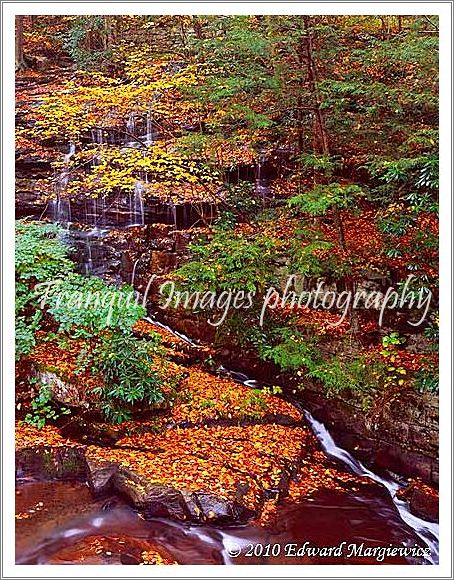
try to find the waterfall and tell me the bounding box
[64,142,76,164]
[302,410,439,564]
[125,110,151,226]
[125,112,136,147]
[90,128,103,144]
[99,195,106,227]
[170,202,177,229]
[144,109,154,146]
[129,181,145,226]
[92,196,98,226]
[84,237,93,275]
[255,149,271,201]
[131,257,141,287]
[127,112,135,134]
[52,142,75,226]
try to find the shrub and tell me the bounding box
[24,382,71,429]
[16,220,167,425]
[15,221,75,359]
[81,331,168,423]
[307,356,384,402]
[414,369,438,394]
[260,329,319,372]
[44,273,145,338]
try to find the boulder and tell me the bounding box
[16,446,87,481]
[38,371,87,408]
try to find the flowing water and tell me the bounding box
[15,319,439,566]
[21,123,439,565]
[15,478,434,565]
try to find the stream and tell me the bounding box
[16,109,438,566]
[15,319,439,566]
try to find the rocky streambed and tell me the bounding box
[15,320,439,566]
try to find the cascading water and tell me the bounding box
[255,149,271,201]
[144,109,154,146]
[131,257,142,287]
[302,410,439,564]
[51,142,75,226]
[14,314,440,566]
[142,316,440,564]
[129,181,145,227]
[124,109,154,227]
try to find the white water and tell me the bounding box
[144,109,154,146]
[125,109,154,226]
[131,257,141,287]
[129,181,145,226]
[52,142,76,226]
[303,410,439,564]
[143,316,439,563]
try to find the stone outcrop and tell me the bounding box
[301,382,438,486]
[16,355,392,527]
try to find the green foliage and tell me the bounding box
[380,332,405,357]
[15,221,75,359]
[24,383,71,429]
[44,273,145,338]
[16,220,165,425]
[260,329,319,372]
[85,331,167,423]
[15,221,75,282]
[218,182,264,227]
[288,183,364,216]
[414,369,438,394]
[174,229,278,294]
[379,213,414,236]
[16,220,146,357]
[241,389,267,417]
[262,385,283,396]
[294,153,342,177]
[306,356,383,404]
[62,16,113,71]
[424,313,439,344]
[366,155,438,208]
[260,328,383,406]
[381,331,404,348]
[290,239,335,277]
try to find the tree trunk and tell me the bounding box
[303,16,346,250]
[15,16,26,71]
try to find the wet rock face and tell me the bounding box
[407,487,438,522]
[86,459,118,496]
[397,480,439,523]
[86,459,251,524]
[301,383,439,486]
[15,442,260,525]
[16,446,87,481]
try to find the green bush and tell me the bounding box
[260,329,319,372]
[16,221,145,353]
[172,229,278,295]
[24,382,71,429]
[307,356,383,400]
[15,221,75,359]
[414,369,438,394]
[80,331,168,423]
[16,220,169,425]
[44,273,145,338]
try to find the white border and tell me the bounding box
[2,2,452,578]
